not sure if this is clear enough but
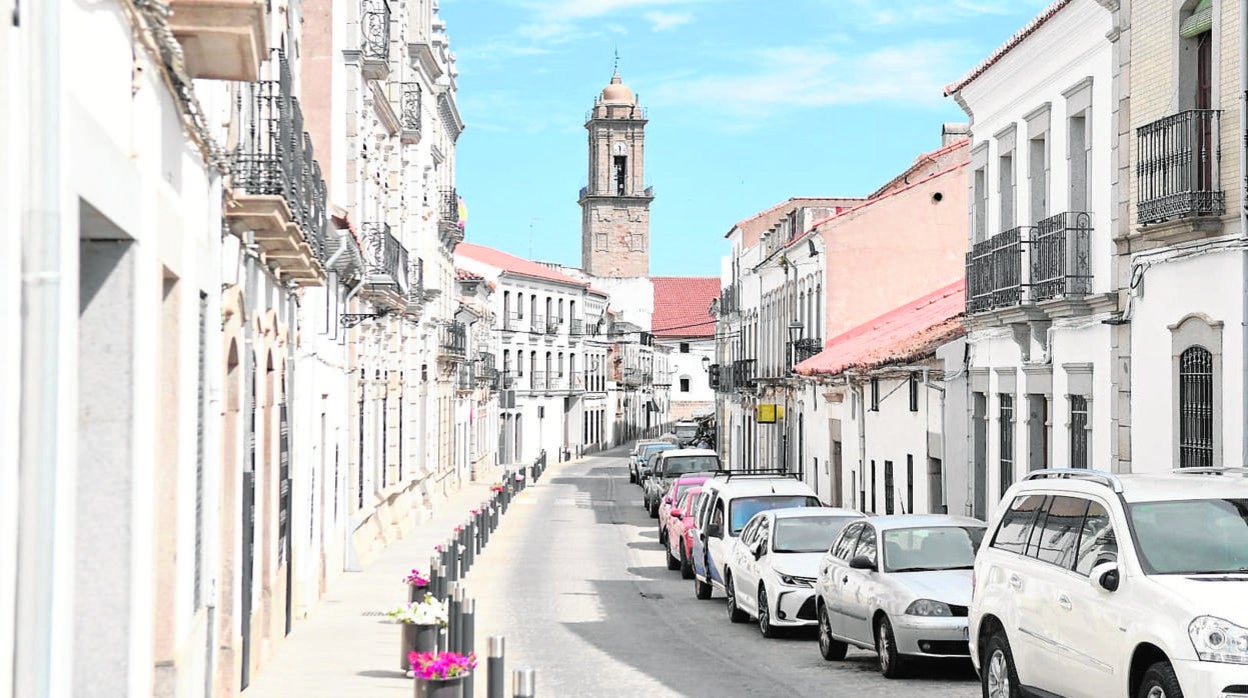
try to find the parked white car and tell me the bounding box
[724,507,862,637]
[815,514,986,678]
[970,468,1248,698]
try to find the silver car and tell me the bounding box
[813,515,987,679]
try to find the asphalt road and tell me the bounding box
[468,448,979,697]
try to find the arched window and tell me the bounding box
[1179,345,1214,467]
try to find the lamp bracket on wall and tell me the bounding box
[340,309,393,329]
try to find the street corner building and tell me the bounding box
[3,0,488,695]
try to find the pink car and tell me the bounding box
[658,475,709,547]
[664,487,702,578]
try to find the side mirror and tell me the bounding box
[752,542,766,559]
[670,509,683,519]
[663,496,673,505]
[849,555,876,571]
[705,522,723,539]
[1090,562,1120,592]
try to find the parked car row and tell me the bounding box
[629,440,1248,697]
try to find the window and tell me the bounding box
[1070,395,1089,469]
[1027,394,1049,471]
[1068,112,1090,212]
[516,350,524,376]
[884,460,895,515]
[558,299,565,323]
[1179,346,1214,467]
[1073,501,1117,576]
[517,293,524,318]
[908,373,919,412]
[870,460,877,513]
[679,342,690,353]
[1027,496,1089,568]
[832,522,864,560]
[1029,134,1048,222]
[906,455,914,515]
[853,526,878,565]
[999,394,1014,496]
[613,155,627,195]
[870,378,880,411]
[973,166,988,242]
[991,494,1046,555]
[999,150,1015,229]
[679,378,690,392]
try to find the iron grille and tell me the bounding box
[732,359,756,389]
[1179,346,1214,468]
[570,319,585,336]
[1070,395,1089,469]
[792,337,822,364]
[439,187,459,226]
[360,222,409,294]
[400,82,421,134]
[965,227,1026,313]
[1137,109,1224,224]
[440,321,467,358]
[546,318,560,335]
[532,370,547,390]
[1031,212,1092,302]
[999,394,1014,497]
[360,0,391,63]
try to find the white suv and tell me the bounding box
[970,468,1248,698]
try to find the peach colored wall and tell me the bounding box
[821,161,968,340]
[300,0,335,199]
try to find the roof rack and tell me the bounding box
[1171,467,1248,476]
[1022,469,1123,493]
[717,469,802,481]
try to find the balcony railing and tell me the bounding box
[545,319,560,335]
[719,284,739,315]
[732,359,756,389]
[361,222,409,295]
[532,314,545,333]
[360,0,391,76]
[570,319,584,336]
[405,257,425,314]
[966,227,1025,314]
[400,82,421,143]
[791,337,823,364]
[439,321,467,358]
[499,372,516,390]
[439,187,461,231]
[1137,109,1224,225]
[532,371,547,390]
[1031,212,1092,302]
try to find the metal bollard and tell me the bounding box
[513,667,536,698]
[448,539,460,582]
[449,584,463,654]
[462,598,476,697]
[487,636,506,698]
[436,564,447,601]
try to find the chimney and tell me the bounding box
[942,122,970,147]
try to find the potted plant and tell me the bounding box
[409,651,476,698]
[387,595,448,672]
[404,568,431,603]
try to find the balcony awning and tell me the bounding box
[1180,0,1212,38]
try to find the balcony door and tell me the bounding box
[1196,32,1213,190]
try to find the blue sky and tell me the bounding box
[438,0,1048,276]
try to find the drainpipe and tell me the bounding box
[848,374,867,512]
[1240,0,1247,475]
[17,0,63,694]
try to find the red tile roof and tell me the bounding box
[455,268,483,281]
[795,280,966,376]
[944,0,1072,96]
[651,277,720,338]
[455,242,588,288]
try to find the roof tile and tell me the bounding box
[652,277,720,338]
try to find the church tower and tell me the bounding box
[579,70,654,277]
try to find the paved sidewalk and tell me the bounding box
[243,477,509,697]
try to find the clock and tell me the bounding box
[612,142,627,156]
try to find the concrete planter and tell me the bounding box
[413,674,466,698]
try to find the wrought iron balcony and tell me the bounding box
[966,227,1026,314]
[732,359,756,389]
[360,0,391,79]
[498,372,516,390]
[791,337,823,365]
[1031,212,1092,302]
[439,321,467,359]
[439,187,463,243]
[228,55,329,285]
[361,222,409,298]
[400,82,421,144]
[475,352,497,382]
[718,284,739,315]
[532,314,545,333]
[532,371,547,390]
[570,319,584,336]
[545,319,560,336]
[405,257,425,315]
[1137,109,1224,225]
[708,364,721,390]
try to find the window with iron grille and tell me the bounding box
[870,378,880,411]
[908,373,919,412]
[884,460,895,515]
[1070,395,1089,469]
[1179,346,1214,467]
[999,394,1014,496]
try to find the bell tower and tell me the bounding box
[579,69,653,277]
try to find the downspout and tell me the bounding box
[16,0,62,694]
[1240,0,1247,475]
[849,375,867,512]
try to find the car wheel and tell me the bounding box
[679,542,694,579]
[982,631,1019,698]
[665,539,680,571]
[725,574,748,623]
[649,499,659,519]
[629,469,636,484]
[757,586,777,638]
[642,494,649,511]
[694,570,712,600]
[817,603,848,661]
[1136,661,1184,698]
[658,526,667,546]
[875,616,907,678]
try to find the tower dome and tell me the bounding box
[599,71,635,105]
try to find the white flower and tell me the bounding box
[385,594,449,626]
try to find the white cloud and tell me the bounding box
[645,41,967,123]
[522,0,707,21]
[644,10,693,31]
[841,0,1047,25]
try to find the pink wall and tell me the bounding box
[299,0,336,201]
[820,157,968,340]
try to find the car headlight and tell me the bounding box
[905,599,953,617]
[1189,616,1248,664]
[778,574,815,587]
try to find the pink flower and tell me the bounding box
[403,568,430,587]
[407,651,477,680]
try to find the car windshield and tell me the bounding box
[1128,499,1248,575]
[675,425,698,437]
[729,496,820,535]
[663,456,720,476]
[882,526,985,573]
[773,516,858,553]
[641,445,675,460]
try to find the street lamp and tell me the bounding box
[787,320,804,370]
[783,320,804,474]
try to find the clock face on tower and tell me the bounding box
[612,142,627,156]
